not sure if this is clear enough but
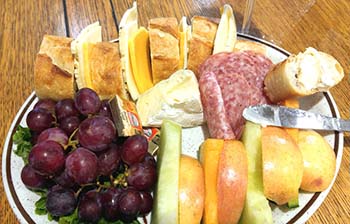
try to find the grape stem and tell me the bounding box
[65,128,79,150]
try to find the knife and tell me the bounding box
[242,104,350,132]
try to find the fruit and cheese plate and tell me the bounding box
[2,3,344,224]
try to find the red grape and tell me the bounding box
[55,99,79,121]
[65,147,98,185]
[46,185,76,217]
[59,116,80,136]
[75,88,101,115]
[26,108,54,132]
[100,187,123,221]
[121,135,148,165]
[54,169,77,189]
[28,140,65,176]
[34,99,56,114]
[97,143,121,176]
[77,116,116,152]
[142,152,157,168]
[37,127,68,146]
[118,189,141,222]
[21,164,47,189]
[98,99,113,121]
[127,163,157,191]
[139,191,153,216]
[78,190,102,223]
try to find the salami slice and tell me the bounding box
[216,73,253,138]
[199,51,273,89]
[198,51,274,139]
[199,72,236,139]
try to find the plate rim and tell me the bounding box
[1,34,344,224]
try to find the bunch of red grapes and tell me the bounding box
[21,88,156,223]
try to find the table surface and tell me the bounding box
[0,0,349,223]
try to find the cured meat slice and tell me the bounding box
[199,72,236,139]
[198,51,274,139]
[199,51,273,89]
[217,73,253,138]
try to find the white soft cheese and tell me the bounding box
[136,69,204,127]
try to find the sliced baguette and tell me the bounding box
[187,16,218,78]
[148,17,180,84]
[85,42,128,100]
[34,35,75,101]
[233,39,267,55]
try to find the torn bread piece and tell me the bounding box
[34,35,75,101]
[264,47,344,103]
[187,16,218,77]
[149,17,180,84]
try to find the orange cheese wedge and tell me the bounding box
[129,27,154,94]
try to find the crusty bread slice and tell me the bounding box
[86,42,128,100]
[34,35,75,101]
[187,16,218,78]
[233,39,267,55]
[148,17,180,84]
[264,47,344,103]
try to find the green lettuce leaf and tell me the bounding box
[13,125,32,164]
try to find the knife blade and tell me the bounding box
[242,104,350,132]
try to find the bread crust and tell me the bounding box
[34,54,75,101]
[34,35,75,100]
[149,17,180,84]
[264,57,305,103]
[187,16,218,77]
[88,42,128,100]
[264,48,344,103]
[233,39,267,55]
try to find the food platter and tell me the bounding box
[2,33,343,224]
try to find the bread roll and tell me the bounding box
[264,47,344,103]
[34,35,75,101]
[86,42,128,100]
[148,17,180,84]
[233,39,267,55]
[187,16,218,77]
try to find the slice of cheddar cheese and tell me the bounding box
[82,42,93,89]
[179,17,190,69]
[129,27,153,94]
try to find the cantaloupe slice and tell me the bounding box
[199,139,224,224]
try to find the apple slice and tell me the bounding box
[179,155,204,224]
[217,140,248,224]
[199,138,224,224]
[239,121,273,224]
[262,127,303,205]
[151,120,181,224]
[298,130,336,192]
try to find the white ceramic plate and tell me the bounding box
[2,34,344,224]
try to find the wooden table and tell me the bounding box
[0,0,349,223]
